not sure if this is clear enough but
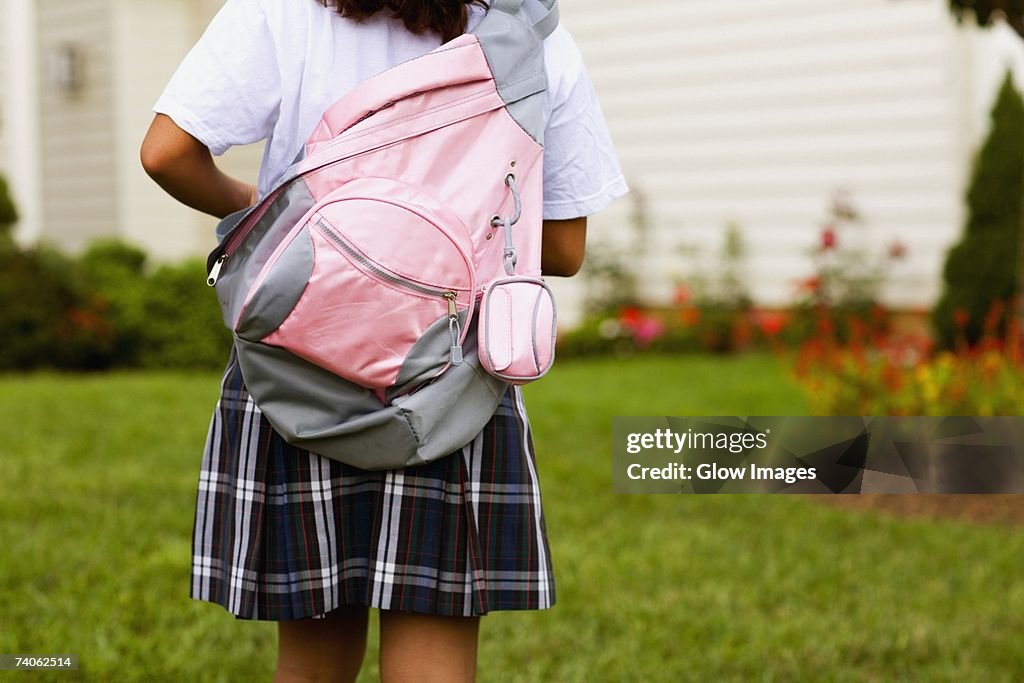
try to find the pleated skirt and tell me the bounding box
[190,351,556,620]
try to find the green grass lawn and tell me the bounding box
[1,354,1022,682]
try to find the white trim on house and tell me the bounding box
[4,0,43,245]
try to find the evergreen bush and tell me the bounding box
[0,173,18,246]
[933,72,1024,347]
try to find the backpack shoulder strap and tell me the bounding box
[489,0,524,12]
[488,0,560,40]
[532,0,560,40]
[473,0,555,143]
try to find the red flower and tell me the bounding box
[983,299,1005,335]
[953,308,970,329]
[753,311,788,338]
[821,228,837,250]
[797,275,822,293]
[673,283,692,306]
[619,306,642,328]
[679,307,701,327]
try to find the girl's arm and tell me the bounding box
[140,114,256,219]
[541,217,587,277]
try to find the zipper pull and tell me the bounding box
[444,291,458,319]
[445,292,463,366]
[207,254,227,287]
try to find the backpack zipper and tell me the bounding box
[317,219,453,298]
[207,254,227,286]
[316,219,466,366]
[444,292,463,365]
[207,183,290,286]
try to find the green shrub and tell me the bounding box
[78,239,150,366]
[1,237,231,372]
[933,71,1024,347]
[77,241,230,370]
[0,249,71,369]
[0,247,115,370]
[137,259,232,370]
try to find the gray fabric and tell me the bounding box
[214,206,253,245]
[387,309,470,403]
[236,324,508,470]
[214,181,316,329]
[530,280,556,371]
[472,1,549,144]
[235,227,314,341]
[532,2,560,39]
[389,325,509,465]
[489,0,523,12]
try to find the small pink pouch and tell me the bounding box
[477,276,557,384]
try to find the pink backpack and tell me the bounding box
[206,0,560,469]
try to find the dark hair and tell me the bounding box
[318,0,488,43]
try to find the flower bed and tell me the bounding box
[793,305,1024,415]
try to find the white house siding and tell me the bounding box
[963,19,1024,141]
[27,0,263,260]
[35,0,118,252]
[111,0,210,261]
[557,0,1024,314]
[118,0,264,259]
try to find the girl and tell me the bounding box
[141,1,626,681]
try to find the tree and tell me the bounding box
[932,72,1024,347]
[0,174,18,247]
[949,0,1024,39]
[943,2,1024,341]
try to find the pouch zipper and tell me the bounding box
[316,219,466,365]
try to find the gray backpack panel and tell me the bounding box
[235,323,508,469]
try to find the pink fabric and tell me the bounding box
[478,278,556,383]
[296,39,543,280]
[264,225,471,389]
[236,37,546,393]
[304,34,490,155]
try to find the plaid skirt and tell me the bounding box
[190,352,556,621]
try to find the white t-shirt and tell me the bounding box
[154,0,628,220]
